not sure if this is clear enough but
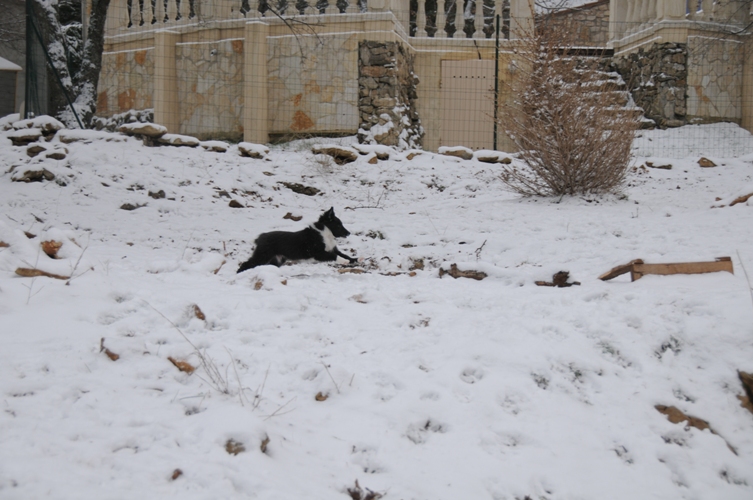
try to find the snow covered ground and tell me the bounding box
[1,119,752,500]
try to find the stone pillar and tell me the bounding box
[153,30,180,133]
[609,0,627,40]
[510,0,533,40]
[243,22,269,144]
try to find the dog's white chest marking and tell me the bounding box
[313,225,337,252]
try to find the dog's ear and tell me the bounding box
[324,207,334,217]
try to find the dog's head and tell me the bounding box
[319,207,350,238]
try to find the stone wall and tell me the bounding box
[176,39,245,141]
[687,36,743,122]
[267,33,359,136]
[98,48,154,117]
[542,0,610,45]
[357,41,422,149]
[612,43,688,127]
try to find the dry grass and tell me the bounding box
[498,21,639,197]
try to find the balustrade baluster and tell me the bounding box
[474,0,484,38]
[455,0,465,38]
[416,0,427,36]
[436,0,447,37]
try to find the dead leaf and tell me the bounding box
[260,435,270,454]
[315,392,329,401]
[350,294,367,304]
[0,241,9,248]
[729,193,753,207]
[24,231,36,239]
[213,259,226,274]
[655,404,737,454]
[100,338,120,361]
[698,157,717,168]
[254,280,263,290]
[171,469,183,480]
[167,356,196,374]
[225,439,245,455]
[193,304,206,321]
[280,280,288,286]
[15,268,70,280]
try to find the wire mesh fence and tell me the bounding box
[31,0,753,158]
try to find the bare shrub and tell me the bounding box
[498,20,640,197]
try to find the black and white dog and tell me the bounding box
[237,208,358,272]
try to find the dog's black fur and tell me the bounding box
[237,208,357,272]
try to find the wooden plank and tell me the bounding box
[599,259,644,281]
[631,257,733,281]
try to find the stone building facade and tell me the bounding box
[95,0,753,150]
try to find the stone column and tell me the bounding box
[153,30,180,133]
[243,22,269,144]
[609,0,628,40]
[436,0,447,37]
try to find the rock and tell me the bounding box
[118,122,167,138]
[698,157,717,168]
[14,116,65,134]
[406,151,422,160]
[120,203,144,211]
[45,149,68,160]
[13,169,55,183]
[238,142,270,159]
[200,140,229,153]
[27,144,47,158]
[8,128,43,146]
[439,146,474,161]
[148,190,166,199]
[475,150,512,164]
[368,155,378,164]
[311,145,358,165]
[228,200,244,208]
[157,133,200,147]
[283,212,303,221]
[280,182,320,196]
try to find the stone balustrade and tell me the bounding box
[105,0,532,40]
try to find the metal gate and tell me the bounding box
[440,60,496,151]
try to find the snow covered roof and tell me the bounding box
[0,56,22,72]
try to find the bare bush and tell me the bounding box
[498,21,640,197]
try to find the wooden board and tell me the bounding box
[631,257,733,281]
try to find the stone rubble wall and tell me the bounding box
[541,0,610,45]
[357,41,422,149]
[612,43,688,127]
[98,48,154,117]
[267,34,360,136]
[176,39,245,141]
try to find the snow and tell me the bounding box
[1,120,753,500]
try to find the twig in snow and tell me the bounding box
[225,347,246,407]
[263,396,297,421]
[737,250,753,311]
[321,361,341,394]
[146,301,231,395]
[474,239,487,261]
